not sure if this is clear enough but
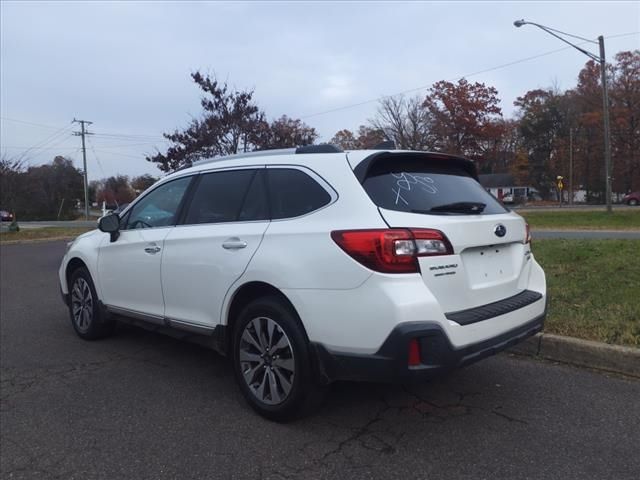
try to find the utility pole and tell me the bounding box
[73,119,93,220]
[569,128,573,206]
[599,36,613,213]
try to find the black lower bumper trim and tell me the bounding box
[311,312,545,384]
[445,290,543,326]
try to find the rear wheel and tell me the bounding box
[68,267,115,340]
[232,296,325,421]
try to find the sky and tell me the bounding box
[1,1,638,181]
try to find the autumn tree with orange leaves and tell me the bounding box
[422,78,504,161]
[513,50,639,200]
[331,125,386,150]
[147,73,317,172]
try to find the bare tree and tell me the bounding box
[369,95,435,150]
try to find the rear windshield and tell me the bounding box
[361,158,507,215]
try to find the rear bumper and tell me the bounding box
[311,312,545,384]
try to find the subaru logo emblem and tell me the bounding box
[494,224,507,237]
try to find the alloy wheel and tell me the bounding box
[71,277,93,333]
[239,317,295,405]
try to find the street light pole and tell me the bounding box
[599,36,613,213]
[513,20,613,213]
[569,128,573,206]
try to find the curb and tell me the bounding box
[510,333,640,378]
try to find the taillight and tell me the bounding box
[330,228,453,274]
[524,222,532,244]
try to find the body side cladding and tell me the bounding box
[104,306,229,355]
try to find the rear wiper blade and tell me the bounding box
[428,202,486,213]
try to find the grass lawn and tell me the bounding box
[533,239,640,347]
[0,227,93,243]
[518,209,640,230]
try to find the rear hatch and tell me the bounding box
[354,152,532,313]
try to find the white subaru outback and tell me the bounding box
[59,146,546,420]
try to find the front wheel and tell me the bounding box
[232,296,325,421]
[68,267,115,340]
[628,199,638,206]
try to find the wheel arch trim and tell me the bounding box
[222,281,308,353]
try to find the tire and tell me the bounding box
[232,296,326,421]
[629,199,638,206]
[68,267,115,340]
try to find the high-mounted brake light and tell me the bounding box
[331,228,453,274]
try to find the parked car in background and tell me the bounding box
[501,193,515,204]
[59,146,547,420]
[623,191,640,206]
[0,210,14,222]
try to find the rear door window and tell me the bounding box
[266,168,331,219]
[362,158,507,215]
[184,169,257,225]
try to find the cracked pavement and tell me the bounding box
[1,241,639,479]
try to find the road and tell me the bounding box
[514,204,636,211]
[6,220,97,229]
[1,241,639,480]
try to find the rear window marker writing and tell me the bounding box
[391,172,437,205]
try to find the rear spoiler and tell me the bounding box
[352,151,479,184]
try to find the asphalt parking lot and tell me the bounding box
[1,241,639,480]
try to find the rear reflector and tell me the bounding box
[408,339,421,366]
[331,228,453,273]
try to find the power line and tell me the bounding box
[91,132,165,140]
[1,117,164,140]
[1,145,79,150]
[0,117,65,130]
[2,30,637,135]
[300,31,640,119]
[85,135,107,177]
[600,31,640,40]
[93,149,145,160]
[90,143,161,150]
[41,132,78,154]
[16,123,74,162]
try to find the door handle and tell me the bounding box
[144,245,161,254]
[222,237,247,250]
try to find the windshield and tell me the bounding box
[361,158,507,215]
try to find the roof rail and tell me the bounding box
[193,144,343,166]
[194,148,296,166]
[295,144,343,154]
[372,140,396,150]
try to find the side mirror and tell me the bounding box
[98,213,120,242]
